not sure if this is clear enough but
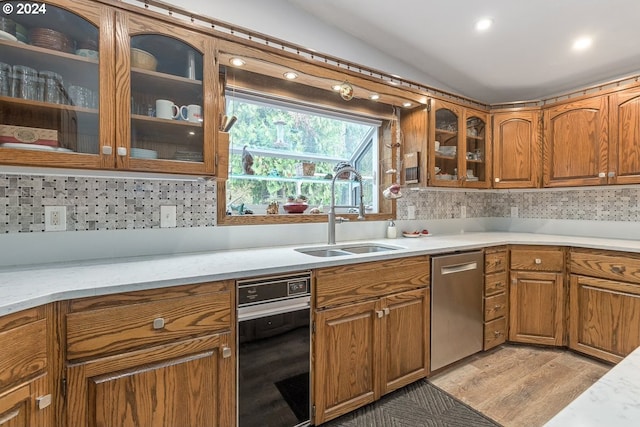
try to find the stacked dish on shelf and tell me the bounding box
[130,148,158,159]
[29,28,74,53]
[174,151,203,162]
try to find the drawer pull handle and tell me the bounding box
[611,265,626,274]
[534,258,542,265]
[37,394,52,410]
[222,346,232,359]
[376,310,384,318]
[383,307,390,316]
[494,331,503,337]
[494,304,502,310]
[0,409,20,425]
[496,282,504,288]
[152,317,165,330]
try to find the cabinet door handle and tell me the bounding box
[222,346,232,359]
[101,145,113,155]
[608,171,616,178]
[37,394,52,410]
[494,177,500,183]
[117,147,127,156]
[152,317,165,330]
[534,258,542,265]
[0,409,20,425]
[598,172,606,178]
[376,310,384,318]
[383,307,390,316]
[611,265,626,274]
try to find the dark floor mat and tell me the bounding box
[275,372,310,423]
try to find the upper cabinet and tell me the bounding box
[609,86,640,185]
[543,96,609,187]
[0,0,115,169]
[492,111,541,188]
[429,100,490,188]
[0,1,220,175]
[114,12,217,175]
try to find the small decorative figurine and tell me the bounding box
[266,201,279,215]
[242,145,255,175]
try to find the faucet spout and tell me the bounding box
[328,166,365,244]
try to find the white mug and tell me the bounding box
[156,99,179,120]
[179,104,202,123]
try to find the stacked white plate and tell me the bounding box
[130,148,158,159]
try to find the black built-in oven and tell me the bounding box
[237,272,311,427]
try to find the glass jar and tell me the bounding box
[11,65,39,100]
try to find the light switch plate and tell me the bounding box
[460,205,467,219]
[511,206,519,218]
[160,205,177,228]
[407,205,416,220]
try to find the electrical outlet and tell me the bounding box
[511,206,519,218]
[460,205,467,219]
[160,205,177,228]
[44,206,66,231]
[407,205,416,220]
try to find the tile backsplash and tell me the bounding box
[0,173,215,233]
[396,186,640,222]
[2,171,639,234]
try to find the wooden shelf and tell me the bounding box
[435,128,457,135]
[434,153,457,160]
[0,96,98,114]
[466,159,485,164]
[132,114,202,127]
[229,174,373,184]
[0,40,99,89]
[466,135,485,141]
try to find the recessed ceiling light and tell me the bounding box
[229,57,245,66]
[573,36,592,51]
[369,94,380,101]
[283,71,298,80]
[403,102,412,107]
[332,84,342,91]
[475,18,493,32]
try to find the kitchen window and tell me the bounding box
[224,90,381,216]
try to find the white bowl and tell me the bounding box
[75,49,99,60]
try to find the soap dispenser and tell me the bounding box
[386,219,397,239]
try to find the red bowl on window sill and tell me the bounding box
[283,203,309,214]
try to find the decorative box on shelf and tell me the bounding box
[0,125,59,147]
[295,162,316,177]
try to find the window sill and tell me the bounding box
[217,212,392,226]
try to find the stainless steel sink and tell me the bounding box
[295,243,401,257]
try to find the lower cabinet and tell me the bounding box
[312,256,430,425]
[509,271,564,346]
[62,281,234,427]
[66,333,231,427]
[0,376,51,427]
[313,287,429,425]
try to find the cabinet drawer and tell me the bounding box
[485,271,508,296]
[485,250,507,274]
[510,248,564,271]
[571,249,640,285]
[0,308,47,392]
[484,317,506,350]
[315,255,430,308]
[67,291,231,360]
[484,293,507,321]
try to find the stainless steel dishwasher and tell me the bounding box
[431,251,484,371]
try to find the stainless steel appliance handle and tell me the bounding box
[441,261,478,275]
[238,296,310,322]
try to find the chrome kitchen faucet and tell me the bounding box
[328,165,365,244]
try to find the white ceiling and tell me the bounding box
[287,0,640,104]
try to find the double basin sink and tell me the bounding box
[295,243,401,257]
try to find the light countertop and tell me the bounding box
[544,346,640,426]
[2,231,640,317]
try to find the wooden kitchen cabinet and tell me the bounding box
[492,110,541,188]
[608,86,640,185]
[0,307,53,427]
[313,256,430,424]
[543,95,609,187]
[509,246,565,346]
[0,0,116,170]
[483,247,508,350]
[62,281,234,427]
[429,100,491,188]
[569,248,640,363]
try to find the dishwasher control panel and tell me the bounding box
[237,272,311,306]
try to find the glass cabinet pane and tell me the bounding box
[465,116,487,183]
[129,35,204,162]
[0,2,100,155]
[434,108,459,182]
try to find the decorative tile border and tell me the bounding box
[0,173,216,233]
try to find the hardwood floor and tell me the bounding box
[430,344,612,427]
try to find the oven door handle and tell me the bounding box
[238,296,310,322]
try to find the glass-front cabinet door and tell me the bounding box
[0,0,115,168]
[463,110,490,188]
[430,100,463,187]
[115,12,217,175]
